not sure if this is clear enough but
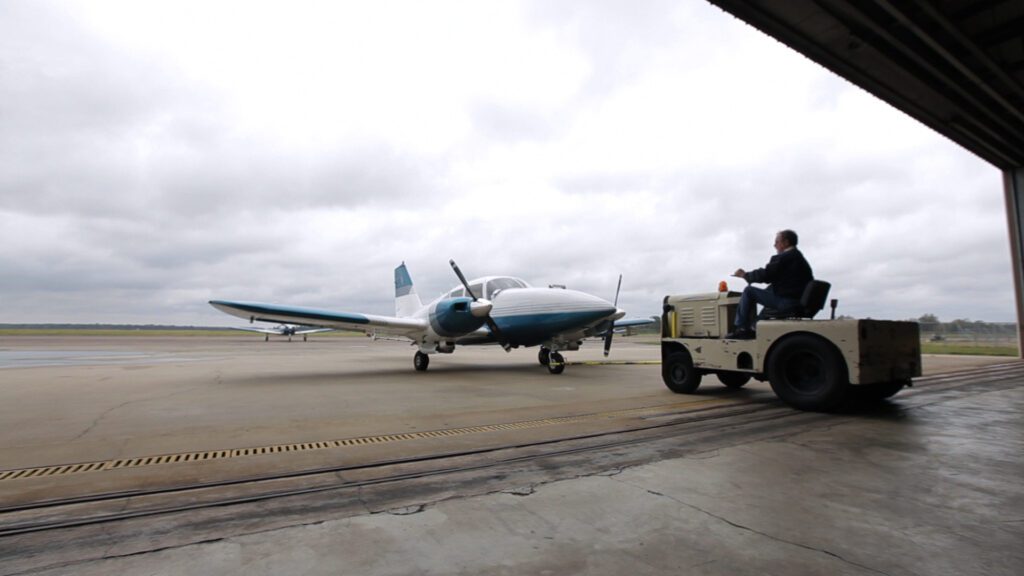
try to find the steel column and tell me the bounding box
[1003,168,1024,357]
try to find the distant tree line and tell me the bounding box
[912,314,1017,338]
[0,324,231,331]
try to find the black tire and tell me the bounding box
[717,372,751,389]
[538,347,551,366]
[414,351,430,372]
[662,349,702,393]
[547,351,565,374]
[768,335,848,411]
[851,380,907,402]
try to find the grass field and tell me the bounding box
[920,341,1018,357]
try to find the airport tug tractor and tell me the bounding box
[660,281,921,411]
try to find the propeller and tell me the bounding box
[603,274,623,357]
[449,259,511,351]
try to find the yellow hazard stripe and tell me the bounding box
[0,398,726,481]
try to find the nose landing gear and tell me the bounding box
[546,351,565,374]
[538,346,566,374]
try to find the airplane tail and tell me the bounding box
[394,262,423,317]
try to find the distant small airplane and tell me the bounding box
[210,261,653,373]
[232,324,334,342]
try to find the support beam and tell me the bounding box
[1003,168,1024,357]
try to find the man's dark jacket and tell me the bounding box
[744,248,813,299]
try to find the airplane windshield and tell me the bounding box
[486,278,527,299]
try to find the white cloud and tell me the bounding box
[0,0,1013,325]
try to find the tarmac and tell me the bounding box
[0,334,1021,575]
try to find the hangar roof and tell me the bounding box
[706,0,1024,170]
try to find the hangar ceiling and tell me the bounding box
[705,0,1024,170]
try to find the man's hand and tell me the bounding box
[732,268,746,279]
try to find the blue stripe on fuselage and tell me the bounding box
[493,309,614,346]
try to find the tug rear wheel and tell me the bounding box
[768,335,847,411]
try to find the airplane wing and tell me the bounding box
[584,316,658,338]
[613,317,657,329]
[232,326,287,335]
[209,300,426,339]
[231,326,336,335]
[293,327,335,335]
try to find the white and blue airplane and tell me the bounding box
[210,260,653,374]
[232,323,334,342]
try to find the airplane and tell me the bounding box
[209,260,654,374]
[231,323,334,342]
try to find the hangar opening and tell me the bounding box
[705,0,1024,353]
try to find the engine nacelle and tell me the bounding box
[429,297,487,337]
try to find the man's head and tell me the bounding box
[774,229,798,253]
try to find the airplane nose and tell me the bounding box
[565,291,620,319]
[470,299,493,317]
[586,293,618,315]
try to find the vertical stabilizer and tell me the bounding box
[394,262,423,317]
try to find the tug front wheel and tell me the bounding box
[662,348,702,393]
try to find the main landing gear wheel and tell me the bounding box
[413,351,430,372]
[538,347,551,366]
[662,349,702,393]
[547,351,565,374]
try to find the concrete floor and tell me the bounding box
[0,336,1021,575]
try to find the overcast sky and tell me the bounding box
[0,0,1014,326]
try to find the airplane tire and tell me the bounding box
[414,351,430,372]
[538,347,551,366]
[662,349,702,393]
[768,335,847,411]
[717,372,751,389]
[547,351,565,374]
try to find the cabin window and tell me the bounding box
[486,278,527,299]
